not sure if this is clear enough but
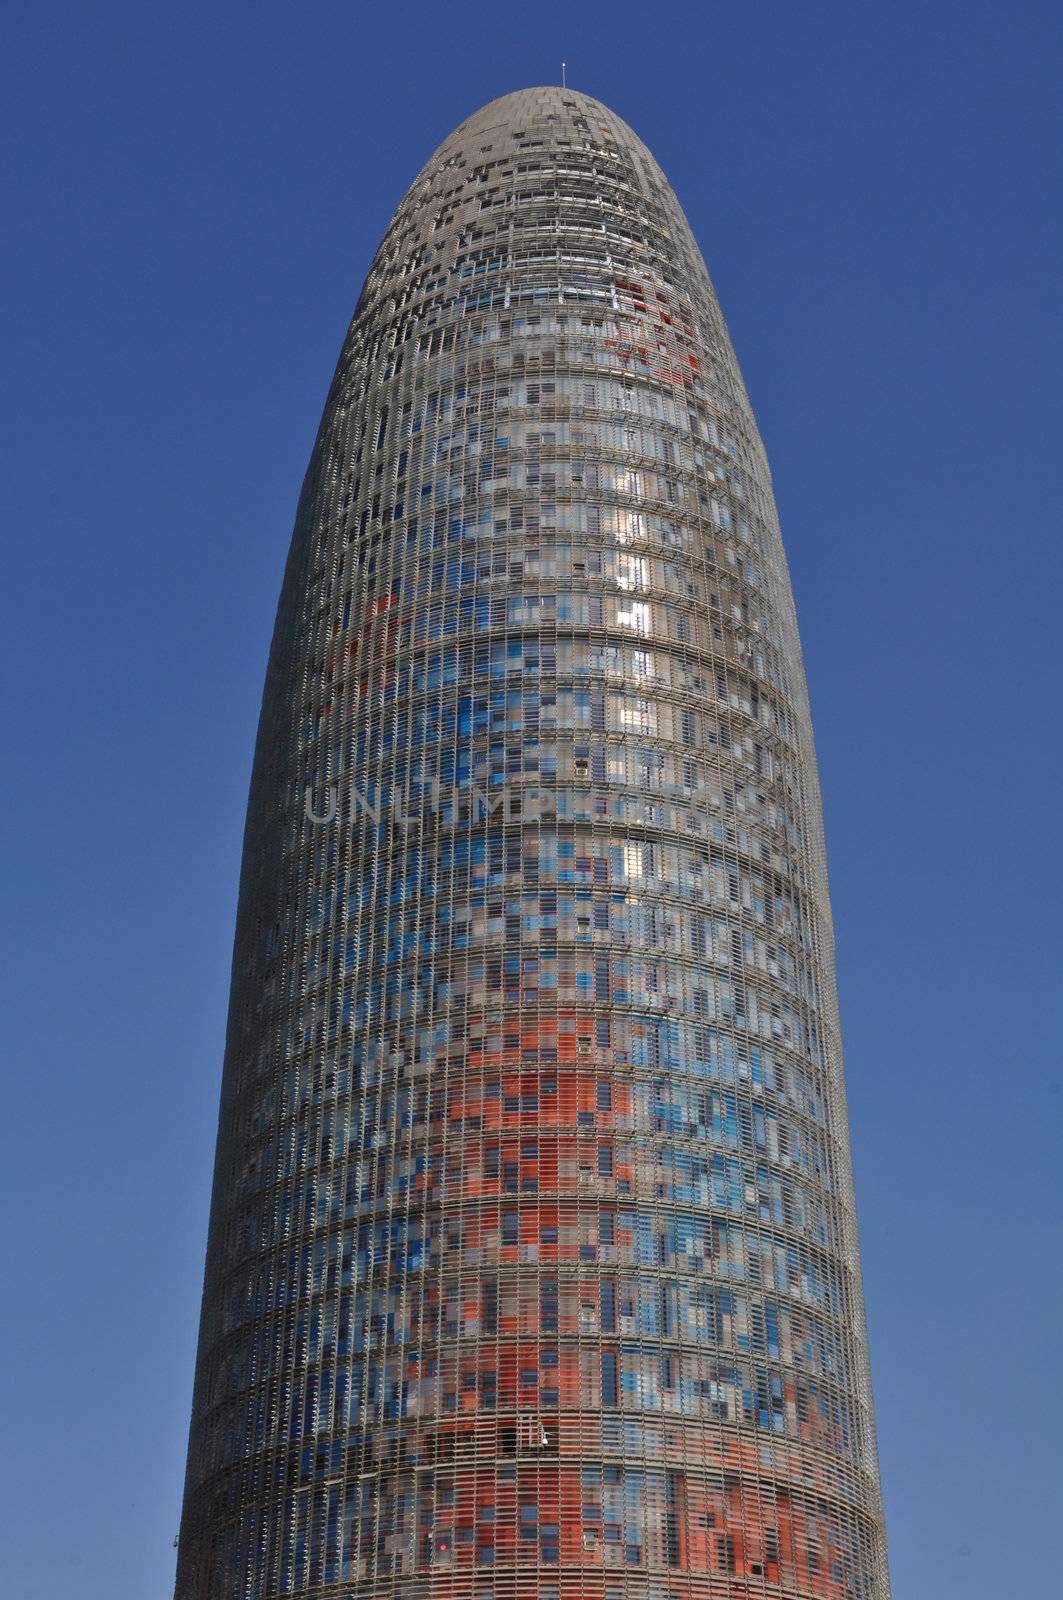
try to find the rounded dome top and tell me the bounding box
[450,84,634,132]
[418,84,666,191]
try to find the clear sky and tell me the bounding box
[1,3,1060,1596]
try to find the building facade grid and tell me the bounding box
[176,87,890,1600]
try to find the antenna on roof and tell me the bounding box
[562,61,567,89]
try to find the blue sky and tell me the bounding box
[2,3,1060,1595]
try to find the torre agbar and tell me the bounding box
[176,89,890,1600]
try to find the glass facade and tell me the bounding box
[176,88,889,1600]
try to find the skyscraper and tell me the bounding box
[176,87,889,1600]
